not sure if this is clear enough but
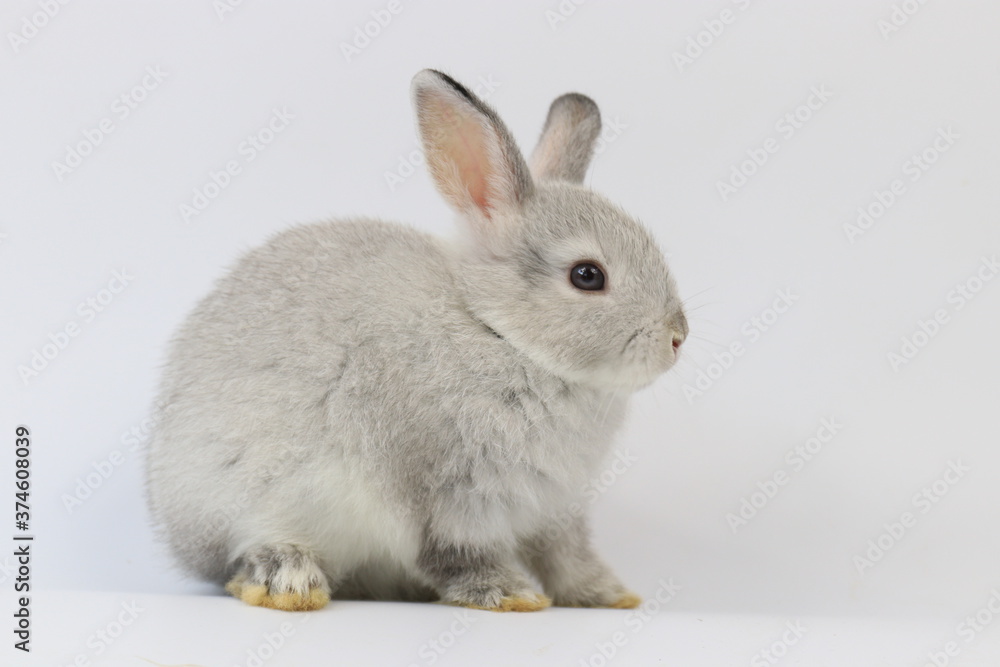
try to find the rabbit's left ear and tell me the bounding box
[412,69,534,221]
[529,93,602,184]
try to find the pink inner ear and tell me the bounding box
[424,93,496,217]
[450,120,491,213]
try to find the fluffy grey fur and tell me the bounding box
[145,69,687,612]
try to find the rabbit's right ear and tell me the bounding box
[412,70,534,225]
[529,93,602,184]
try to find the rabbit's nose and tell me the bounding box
[666,309,688,354]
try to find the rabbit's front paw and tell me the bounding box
[606,592,642,609]
[225,543,331,612]
[441,581,551,612]
[552,586,641,609]
[420,538,550,612]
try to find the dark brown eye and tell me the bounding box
[570,262,605,291]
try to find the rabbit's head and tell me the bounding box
[413,69,686,392]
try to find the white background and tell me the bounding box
[3,1,1000,665]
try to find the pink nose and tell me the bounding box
[672,334,684,353]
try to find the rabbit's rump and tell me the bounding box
[146,218,623,600]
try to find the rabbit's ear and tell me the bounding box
[529,93,601,184]
[412,70,534,221]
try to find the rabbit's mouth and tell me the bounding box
[616,323,686,389]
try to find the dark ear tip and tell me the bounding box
[411,69,444,96]
[552,92,599,113]
[411,69,476,106]
[548,93,601,129]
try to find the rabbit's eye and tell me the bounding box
[570,262,606,291]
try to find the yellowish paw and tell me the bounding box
[554,591,642,609]
[225,578,329,611]
[607,592,642,609]
[496,593,552,612]
[456,593,552,612]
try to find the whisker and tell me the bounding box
[686,333,725,348]
[681,285,718,305]
[682,302,721,314]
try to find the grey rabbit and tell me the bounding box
[145,69,687,612]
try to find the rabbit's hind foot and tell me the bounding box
[225,543,331,612]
